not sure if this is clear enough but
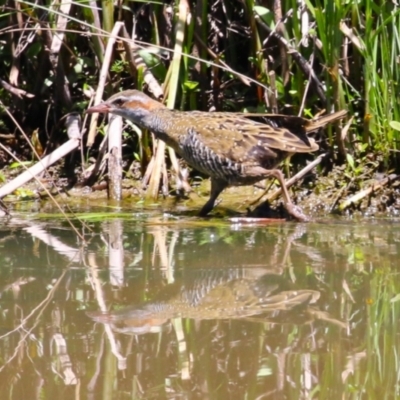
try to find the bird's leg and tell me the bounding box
[199,178,227,216]
[268,169,309,222]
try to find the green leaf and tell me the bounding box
[138,50,167,80]
[253,6,275,28]
[138,50,161,68]
[74,60,83,74]
[389,121,400,132]
[346,153,355,170]
[10,161,33,169]
[183,81,199,91]
[391,293,400,303]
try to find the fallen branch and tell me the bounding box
[0,114,81,199]
[0,77,34,98]
[338,174,400,211]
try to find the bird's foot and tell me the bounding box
[199,203,212,217]
[199,198,222,217]
[198,209,210,217]
[286,203,309,222]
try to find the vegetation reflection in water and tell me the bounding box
[0,217,399,399]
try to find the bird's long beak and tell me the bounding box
[86,103,111,114]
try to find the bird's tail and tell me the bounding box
[305,109,347,133]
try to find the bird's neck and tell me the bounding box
[141,109,183,154]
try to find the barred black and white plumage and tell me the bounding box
[87,90,347,221]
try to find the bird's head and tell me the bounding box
[86,90,166,124]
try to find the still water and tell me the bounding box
[0,213,399,399]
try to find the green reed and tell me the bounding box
[1,0,400,188]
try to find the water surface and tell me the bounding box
[0,214,399,399]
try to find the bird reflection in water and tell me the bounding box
[88,269,345,334]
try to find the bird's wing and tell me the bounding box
[182,112,318,165]
[238,110,347,133]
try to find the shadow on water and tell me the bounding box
[0,214,400,399]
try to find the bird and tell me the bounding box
[88,268,322,333]
[87,90,346,221]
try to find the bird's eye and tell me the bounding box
[112,98,125,107]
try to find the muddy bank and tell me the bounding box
[2,162,400,220]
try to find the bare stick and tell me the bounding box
[108,115,123,200]
[0,77,34,98]
[146,0,189,200]
[194,31,251,86]
[48,0,74,108]
[119,25,164,99]
[338,174,399,211]
[256,15,327,105]
[267,153,327,201]
[87,22,124,147]
[268,71,278,113]
[250,153,327,206]
[0,114,81,199]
